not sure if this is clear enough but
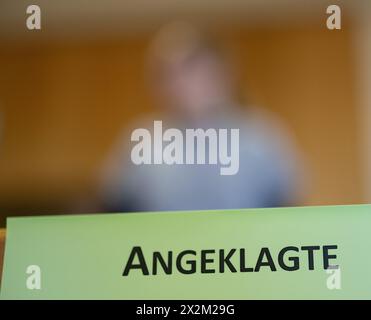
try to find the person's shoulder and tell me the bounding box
[233,106,299,161]
[239,106,294,141]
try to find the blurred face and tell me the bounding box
[153,51,232,120]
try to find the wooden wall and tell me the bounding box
[0,24,363,226]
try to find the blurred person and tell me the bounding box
[100,22,304,212]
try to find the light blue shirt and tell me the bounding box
[101,107,302,212]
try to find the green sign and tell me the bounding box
[1,204,371,299]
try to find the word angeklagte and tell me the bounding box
[122,245,339,276]
[131,121,239,175]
